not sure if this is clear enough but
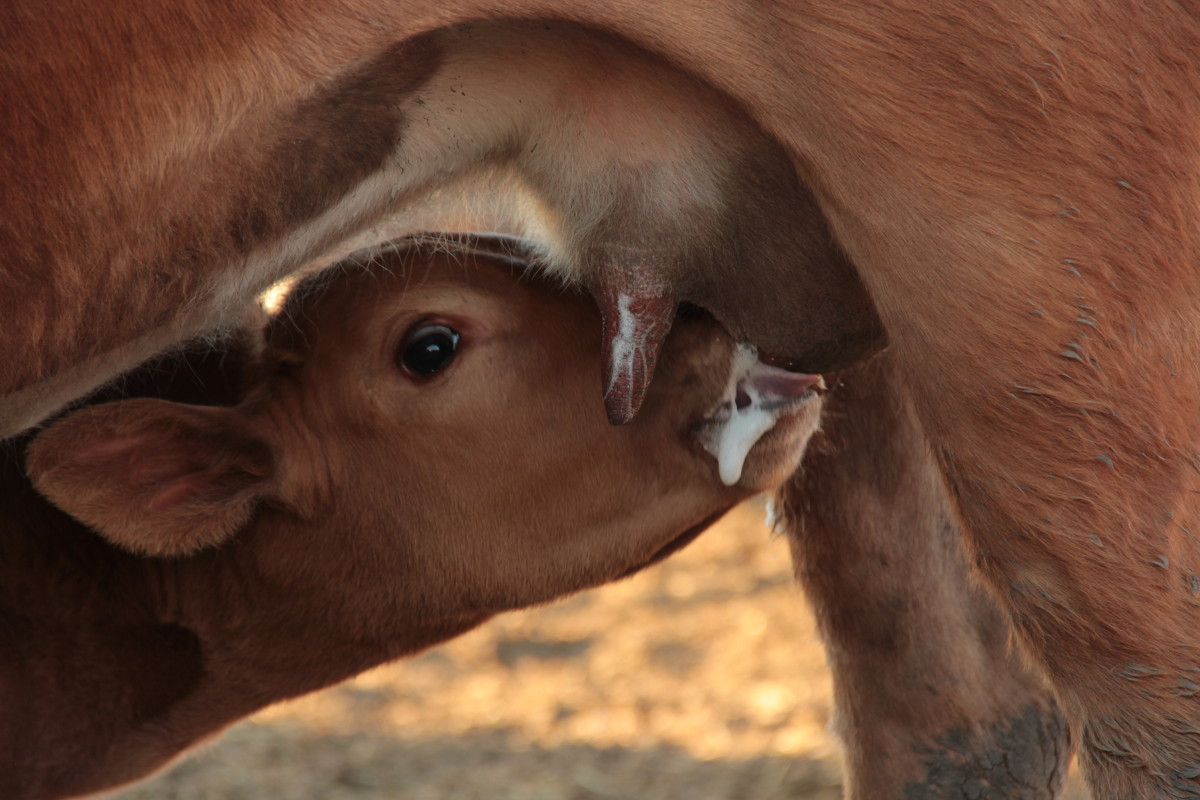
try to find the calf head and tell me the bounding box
[28,234,823,626]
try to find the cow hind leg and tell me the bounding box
[777,355,1070,799]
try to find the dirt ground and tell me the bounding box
[116,498,1091,800]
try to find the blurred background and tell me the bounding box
[117,497,1090,800]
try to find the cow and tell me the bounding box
[4,5,1197,796]
[3,234,823,799]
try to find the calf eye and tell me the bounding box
[398,324,461,376]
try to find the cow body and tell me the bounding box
[5,3,1200,795]
[0,16,883,434]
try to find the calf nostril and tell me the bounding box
[735,387,752,410]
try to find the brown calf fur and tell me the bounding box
[779,357,1070,799]
[4,239,822,800]
[7,4,1200,795]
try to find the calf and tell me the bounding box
[2,235,822,800]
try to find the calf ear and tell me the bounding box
[26,398,275,557]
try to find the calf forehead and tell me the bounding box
[285,246,588,338]
[258,245,603,429]
[371,255,589,326]
[274,247,532,347]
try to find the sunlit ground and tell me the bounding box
[117,498,1091,800]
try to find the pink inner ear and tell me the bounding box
[146,472,217,511]
[68,431,153,463]
[592,282,676,425]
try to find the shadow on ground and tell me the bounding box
[124,725,842,800]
